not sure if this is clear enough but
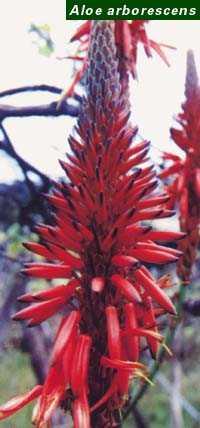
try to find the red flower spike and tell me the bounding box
[70,335,92,397]
[0,385,42,421]
[162,50,200,281]
[2,21,179,426]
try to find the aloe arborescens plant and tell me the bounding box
[160,50,200,283]
[0,21,183,427]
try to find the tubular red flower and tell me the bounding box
[134,268,176,314]
[111,254,138,268]
[124,303,140,361]
[22,263,72,279]
[124,328,163,342]
[129,248,178,264]
[111,274,142,304]
[23,241,53,259]
[35,363,66,426]
[143,296,160,357]
[0,386,42,421]
[44,243,83,269]
[100,356,145,371]
[105,306,133,399]
[18,279,79,303]
[105,306,121,360]
[50,310,80,365]
[73,394,90,428]
[12,297,65,323]
[70,335,92,397]
[140,230,186,242]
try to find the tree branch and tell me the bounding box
[0,124,50,186]
[0,84,62,99]
[0,101,79,120]
[0,124,52,226]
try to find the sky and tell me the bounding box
[1,0,200,182]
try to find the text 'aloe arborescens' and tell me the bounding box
[0,21,183,428]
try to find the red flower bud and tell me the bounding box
[111,274,142,304]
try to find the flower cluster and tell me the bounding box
[160,50,200,282]
[64,20,172,99]
[0,21,182,427]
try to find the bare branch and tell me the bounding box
[0,84,62,99]
[0,125,52,226]
[0,101,79,120]
[0,128,48,184]
[0,124,50,186]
